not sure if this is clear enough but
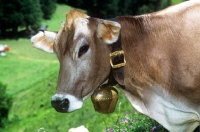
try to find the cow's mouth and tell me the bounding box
[51,94,83,113]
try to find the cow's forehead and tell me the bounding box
[73,18,90,40]
[65,9,89,30]
[55,10,91,55]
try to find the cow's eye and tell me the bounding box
[78,45,89,57]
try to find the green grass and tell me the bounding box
[0,39,58,95]
[172,0,183,5]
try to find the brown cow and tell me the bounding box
[31,0,200,131]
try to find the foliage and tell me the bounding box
[0,0,25,35]
[0,82,12,128]
[104,110,168,132]
[21,0,43,31]
[64,0,171,18]
[56,0,68,4]
[58,0,185,18]
[0,0,57,38]
[0,0,42,36]
[40,0,57,19]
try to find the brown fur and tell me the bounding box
[117,4,200,104]
[65,9,88,30]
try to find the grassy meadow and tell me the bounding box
[172,0,183,4]
[0,1,182,132]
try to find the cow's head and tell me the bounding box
[31,9,121,113]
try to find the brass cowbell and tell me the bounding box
[91,86,118,114]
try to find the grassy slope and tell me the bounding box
[172,0,183,5]
[0,1,183,132]
[0,39,58,95]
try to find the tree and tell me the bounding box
[67,0,83,8]
[118,0,171,16]
[0,0,2,19]
[0,82,12,128]
[21,0,43,30]
[136,0,171,15]
[0,0,43,37]
[98,0,120,18]
[0,0,24,36]
[57,0,68,4]
[40,0,57,19]
[118,0,135,16]
[67,0,171,18]
[81,0,120,18]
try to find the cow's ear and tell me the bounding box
[31,31,56,53]
[97,20,121,44]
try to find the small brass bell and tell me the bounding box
[91,86,118,114]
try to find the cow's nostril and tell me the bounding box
[51,98,69,112]
[60,99,69,110]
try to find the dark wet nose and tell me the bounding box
[51,98,69,113]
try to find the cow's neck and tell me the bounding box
[116,15,155,88]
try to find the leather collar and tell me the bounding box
[102,18,126,88]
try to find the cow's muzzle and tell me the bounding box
[51,94,83,113]
[51,98,69,113]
